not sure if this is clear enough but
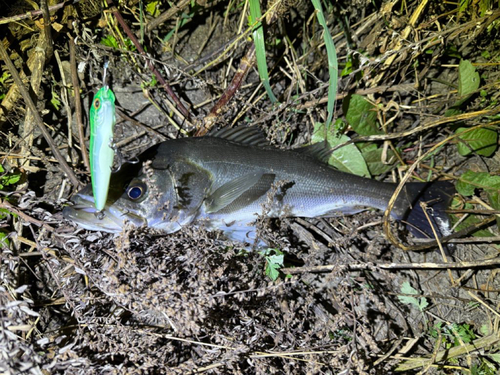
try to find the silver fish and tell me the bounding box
[63,127,454,243]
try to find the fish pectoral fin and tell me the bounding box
[205,172,275,213]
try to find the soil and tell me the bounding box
[1,0,500,374]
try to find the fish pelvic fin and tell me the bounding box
[394,181,455,239]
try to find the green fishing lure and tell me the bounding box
[89,85,116,212]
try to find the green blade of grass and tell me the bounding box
[249,0,278,103]
[311,0,338,128]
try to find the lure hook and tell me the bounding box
[110,143,140,173]
[102,60,109,89]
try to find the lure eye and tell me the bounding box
[93,98,101,109]
[127,185,144,200]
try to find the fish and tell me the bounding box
[63,127,455,244]
[89,85,116,211]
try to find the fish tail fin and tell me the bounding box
[394,181,455,239]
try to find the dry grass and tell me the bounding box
[1,0,500,373]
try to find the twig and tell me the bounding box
[412,236,500,244]
[105,0,190,119]
[448,208,500,215]
[0,199,54,232]
[281,256,500,275]
[145,0,191,32]
[183,34,241,71]
[19,29,48,171]
[115,107,167,141]
[372,0,430,85]
[69,36,90,172]
[328,109,497,153]
[0,0,80,25]
[395,333,500,371]
[466,291,500,319]
[0,42,80,187]
[115,123,166,148]
[195,44,256,136]
[40,0,54,59]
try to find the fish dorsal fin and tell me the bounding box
[205,172,275,213]
[210,126,269,148]
[295,141,332,163]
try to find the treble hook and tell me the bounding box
[110,143,140,173]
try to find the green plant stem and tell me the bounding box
[249,0,277,103]
[311,0,338,128]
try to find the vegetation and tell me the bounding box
[1,0,500,373]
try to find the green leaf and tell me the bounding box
[51,89,61,110]
[458,59,480,98]
[0,208,9,219]
[456,171,500,230]
[312,121,370,177]
[311,121,330,143]
[429,322,443,338]
[260,248,284,281]
[451,211,495,237]
[163,13,192,43]
[345,95,382,135]
[0,164,21,190]
[456,171,500,196]
[266,263,280,281]
[146,1,160,17]
[0,231,9,249]
[450,197,495,237]
[0,71,11,85]
[340,56,353,77]
[398,281,428,311]
[444,107,462,117]
[456,127,498,157]
[2,173,20,187]
[481,50,491,59]
[0,71,11,100]
[480,324,490,336]
[358,142,399,176]
[454,323,475,344]
[459,0,470,15]
[488,188,500,213]
[101,35,119,50]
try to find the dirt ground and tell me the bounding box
[1,0,500,374]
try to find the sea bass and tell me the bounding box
[63,127,454,244]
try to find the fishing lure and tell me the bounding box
[89,67,116,212]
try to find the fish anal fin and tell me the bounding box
[205,173,275,213]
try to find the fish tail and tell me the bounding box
[393,181,455,239]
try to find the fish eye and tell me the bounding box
[127,185,145,200]
[93,98,101,109]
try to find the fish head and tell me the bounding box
[63,156,181,233]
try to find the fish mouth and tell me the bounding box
[63,186,146,233]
